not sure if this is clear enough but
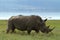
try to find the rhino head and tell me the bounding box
[40,19,55,33]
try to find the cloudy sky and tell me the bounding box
[0,0,60,20]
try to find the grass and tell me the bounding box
[0,20,60,40]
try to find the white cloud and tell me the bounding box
[0,17,9,20]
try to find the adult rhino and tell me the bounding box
[6,15,55,34]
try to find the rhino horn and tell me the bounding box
[47,25,50,28]
[50,26,55,32]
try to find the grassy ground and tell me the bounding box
[0,20,60,40]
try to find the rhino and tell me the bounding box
[6,15,55,34]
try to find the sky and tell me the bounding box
[0,0,60,20]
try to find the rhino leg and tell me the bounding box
[35,29,39,33]
[6,28,10,33]
[27,27,32,34]
[11,26,15,33]
[27,30,31,34]
[6,26,11,33]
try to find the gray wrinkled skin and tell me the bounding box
[6,15,53,34]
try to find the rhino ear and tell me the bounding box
[44,19,47,22]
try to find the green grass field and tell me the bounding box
[0,20,60,40]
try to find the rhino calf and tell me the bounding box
[6,15,55,34]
